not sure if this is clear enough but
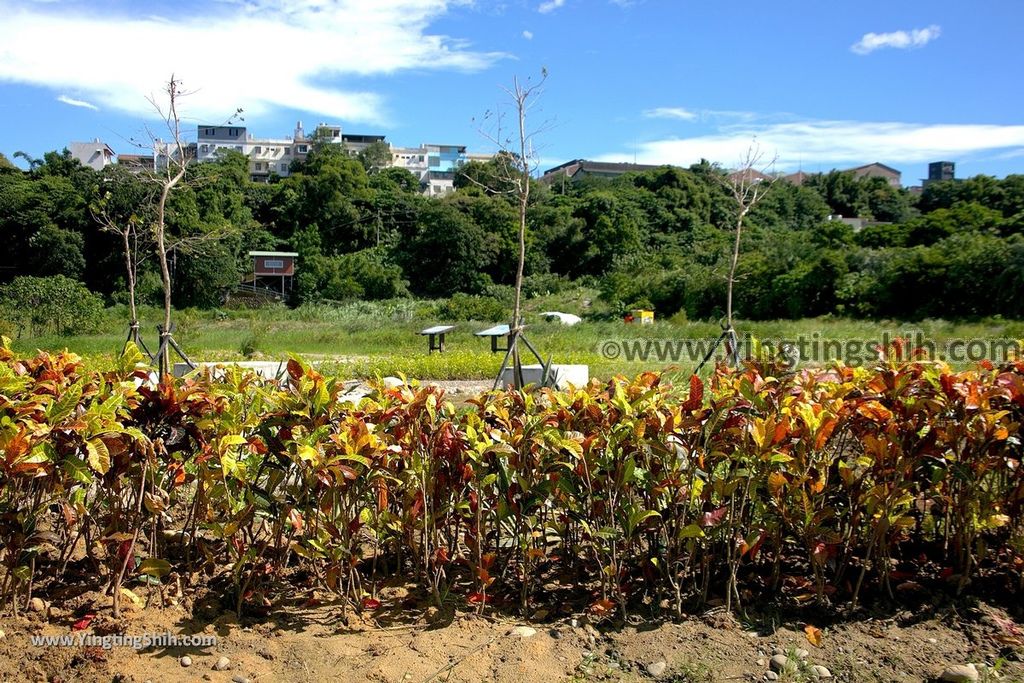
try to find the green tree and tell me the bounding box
[357,140,393,173]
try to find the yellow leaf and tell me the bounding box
[295,444,319,463]
[989,514,1011,528]
[804,624,823,647]
[120,587,142,606]
[86,439,111,475]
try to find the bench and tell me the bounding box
[474,324,514,353]
[419,325,455,353]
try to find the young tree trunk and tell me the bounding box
[510,76,532,384]
[152,77,188,375]
[122,230,138,325]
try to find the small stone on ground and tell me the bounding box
[647,660,667,676]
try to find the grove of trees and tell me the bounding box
[2,145,1024,322]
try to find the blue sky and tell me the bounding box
[1,0,1022,184]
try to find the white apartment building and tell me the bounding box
[391,143,477,196]
[191,120,490,195]
[69,138,115,171]
[194,122,386,180]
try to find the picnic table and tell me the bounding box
[419,325,455,353]
[474,324,514,353]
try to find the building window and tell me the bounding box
[264,259,284,269]
[284,147,290,155]
[280,163,288,172]
[297,145,307,153]
[200,144,208,153]
[254,146,261,154]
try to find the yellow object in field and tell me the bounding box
[634,309,654,325]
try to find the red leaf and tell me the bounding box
[72,613,96,631]
[681,375,704,412]
[288,508,304,534]
[701,507,727,527]
[468,592,493,605]
[361,597,381,610]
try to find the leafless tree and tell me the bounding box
[136,77,242,374]
[93,170,158,357]
[147,76,190,373]
[718,142,777,361]
[472,69,552,388]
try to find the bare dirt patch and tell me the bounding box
[2,596,1022,683]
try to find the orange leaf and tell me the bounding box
[768,472,787,496]
[856,400,893,422]
[804,624,823,647]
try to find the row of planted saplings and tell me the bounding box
[1,343,1022,619]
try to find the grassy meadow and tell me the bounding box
[9,288,1024,381]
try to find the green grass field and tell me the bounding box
[9,297,1024,380]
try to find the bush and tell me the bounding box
[0,275,104,337]
[434,293,508,322]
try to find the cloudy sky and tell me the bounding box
[1,0,1022,182]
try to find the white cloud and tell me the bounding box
[538,0,565,14]
[522,30,534,40]
[0,0,504,125]
[851,25,941,55]
[596,118,1024,171]
[643,107,697,121]
[56,94,98,111]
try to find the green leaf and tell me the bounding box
[679,523,705,539]
[63,456,93,484]
[48,381,82,423]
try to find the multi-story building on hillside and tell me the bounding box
[69,139,115,170]
[847,162,901,188]
[189,121,489,195]
[923,161,955,188]
[193,121,386,180]
[392,143,471,196]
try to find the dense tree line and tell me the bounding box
[1,146,1023,321]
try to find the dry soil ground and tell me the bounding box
[2,590,1022,683]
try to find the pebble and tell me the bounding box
[772,646,784,656]
[213,656,231,671]
[647,661,667,677]
[231,676,250,683]
[179,656,192,668]
[765,672,779,681]
[29,598,46,613]
[0,628,5,640]
[795,648,809,660]
[810,665,832,679]
[928,638,938,644]
[511,626,537,638]
[756,658,766,666]
[940,664,979,683]
[769,654,790,672]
